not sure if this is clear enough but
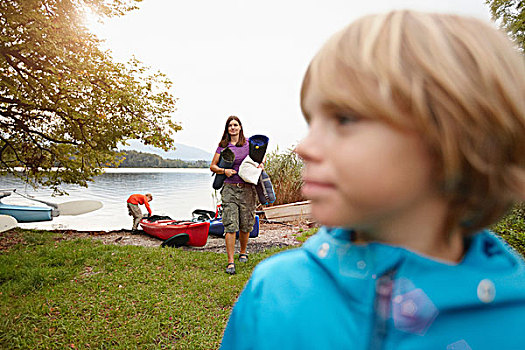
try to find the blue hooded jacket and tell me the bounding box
[221,227,525,349]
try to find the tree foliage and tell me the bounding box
[0,0,181,193]
[487,0,525,51]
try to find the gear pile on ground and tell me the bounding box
[0,221,310,254]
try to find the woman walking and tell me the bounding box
[210,116,257,275]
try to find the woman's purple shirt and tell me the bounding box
[216,141,250,184]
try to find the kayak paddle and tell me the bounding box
[0,214,18,233]
[56,200,103,215]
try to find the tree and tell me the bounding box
[487,0,525,51]
[0,0,181,193]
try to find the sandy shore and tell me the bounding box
[0,221,314,254]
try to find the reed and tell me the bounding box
[264,147,305,206]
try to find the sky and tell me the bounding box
[87,0,492,155]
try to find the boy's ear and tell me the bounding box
[510,167,525,201]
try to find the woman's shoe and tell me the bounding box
[226,263,236,275]
[239,254,249,263]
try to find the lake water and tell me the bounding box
[0,168,218,231]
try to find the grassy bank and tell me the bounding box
[0,230,291,349]
[1,207,523,349]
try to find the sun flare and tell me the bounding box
[80,7,106,35]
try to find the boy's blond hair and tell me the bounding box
[301,10,525,235]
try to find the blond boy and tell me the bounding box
[221,10,525,349]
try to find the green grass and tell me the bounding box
[0,208,523,350]
[294,227,318,243]
[0,229,288,349]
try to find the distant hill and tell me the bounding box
[120,140,213,161]
[116,150,209,168]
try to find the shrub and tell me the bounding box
[265,147,305,205]
[491,203,525,257]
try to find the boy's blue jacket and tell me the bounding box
[221,227,525,349]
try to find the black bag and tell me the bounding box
[192,209,216,221]
[249,135,269,163]
[143,215,172,222]
[212,147,235,190]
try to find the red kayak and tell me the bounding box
[140,219,210,247]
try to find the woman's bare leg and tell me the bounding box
[225,232,236,264]
[239,231,249,255]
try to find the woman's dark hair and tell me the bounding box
[219,115,246,148]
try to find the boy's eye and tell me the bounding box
[334,113,359,126]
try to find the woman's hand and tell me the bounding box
[225,169,237,177]
[258,156,266,170]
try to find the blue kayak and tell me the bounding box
[0,202,53,223]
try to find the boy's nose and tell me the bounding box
[295,128,324,163]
